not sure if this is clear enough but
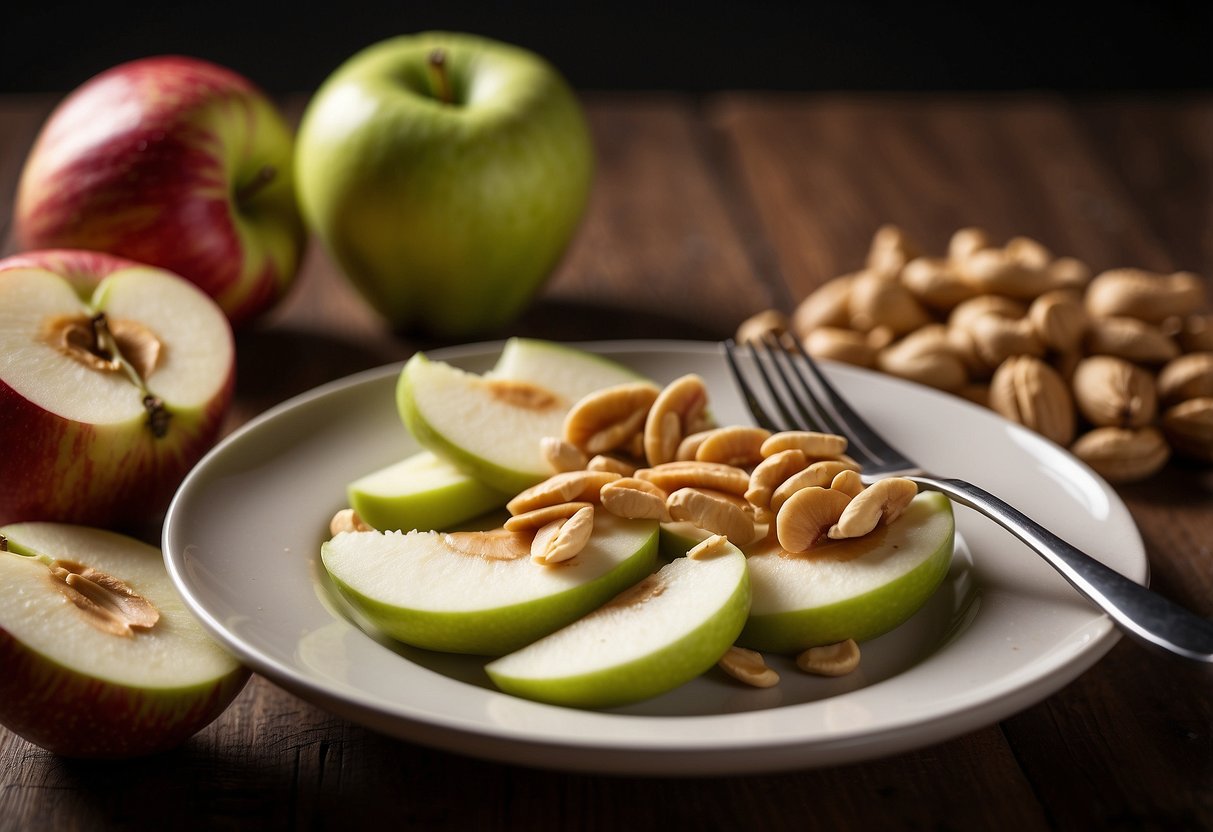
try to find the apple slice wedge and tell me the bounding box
[347,451,508,532]
[739,491,955,653]
[485,537,750,709]
[396,338,642,494]
[322,512,659,655]
[0,522,248,758]
[350,338,633,532]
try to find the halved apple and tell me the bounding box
[739,491,955,653]
[0,522,249,758]
[321,512,659,655]
[485,538,750,709]
[0,252,234,530]
[396,338,641,494]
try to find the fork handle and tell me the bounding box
[912,476,1213,663]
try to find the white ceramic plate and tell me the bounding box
[163,340,1144,775]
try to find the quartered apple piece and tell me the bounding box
[321,512,659,655]
[485,535,750,709]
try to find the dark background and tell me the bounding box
[5,1,1211,93]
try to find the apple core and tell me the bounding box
[39,309,171,438]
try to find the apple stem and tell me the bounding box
[0,535,7,552]
[427,48,454,105]
[235,165,277,204]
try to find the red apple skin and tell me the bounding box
[0,248,141,297]
[0,250,235,530]
[0,626,250,758]
[14,56,306,327]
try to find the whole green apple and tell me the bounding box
[295,32,594,337]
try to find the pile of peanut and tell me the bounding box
[533,374,917,562]
[735,226,1213,483]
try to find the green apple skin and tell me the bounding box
[295,32,594,337]
[485,543,751,709]
[396,339,641,495]
[0,523,249,758]
[322,515,659,656]
[738,492,955,654]
[348,451,509,532]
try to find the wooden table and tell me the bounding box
[1,93,1210,830]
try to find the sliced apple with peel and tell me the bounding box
[486,537,751,709]
[396,338,642,494]
[347,451,508,532]
[0,522,249,758]
[739,491,955,653]
[349,338,631,531]
[322,512,659,655]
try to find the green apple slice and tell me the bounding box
[347,451,507,532]
[396,338,641,494]
[739,491,955,653]
[0,522,248,758]
[486,539,750,709]
[351,338,636,532]
[322,512,659,655]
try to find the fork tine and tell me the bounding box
[755,334,849,437]
[780,333,902,467]
[722,339,780,432]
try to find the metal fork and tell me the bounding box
[724,334,1213,663]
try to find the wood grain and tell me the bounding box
[1,93,1210,831]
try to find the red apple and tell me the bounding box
[0,250,234,530]
[0,522,249,757]
[14,56,306,327]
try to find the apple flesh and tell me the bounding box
[322,512,659,655]
[14,56,306,326]
[295,32,594,336]
[0,251,234,529]
[397,338,641,494]
[486,540,750,709]
[0,522,248,758]
[739,492,955,653]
